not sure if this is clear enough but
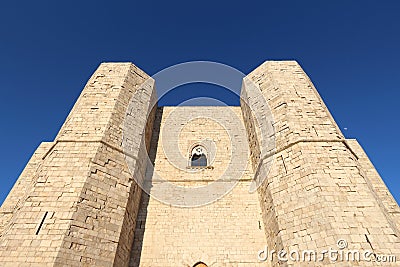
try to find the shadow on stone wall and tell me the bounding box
[129,107,163,267]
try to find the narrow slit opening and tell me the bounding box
[35,211,49,235]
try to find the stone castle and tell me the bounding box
[0,61,399,266]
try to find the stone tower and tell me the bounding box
[0,61,399,266]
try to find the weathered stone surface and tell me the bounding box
[0,61,398,266]
[243,61,400,266]
[129,107,267,266]
[0,62,156,266]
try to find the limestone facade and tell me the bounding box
[0,61,398,266]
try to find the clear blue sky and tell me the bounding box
[0,1,399,204]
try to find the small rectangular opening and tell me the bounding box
[35,211,48,235]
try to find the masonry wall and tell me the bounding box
[1,60,399,267]
[242,61,400,266]
[0,141,54,235]
[130,107,269,266]
[347,139,400,231]
[0,63,156,266]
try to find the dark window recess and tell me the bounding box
[191,154,207,167]
[35,211,49,235]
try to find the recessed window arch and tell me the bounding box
[190,145,208,167]
[193,262,208,267]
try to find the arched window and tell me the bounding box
[193,262,208,267]
[190,145,207,167]
[191,153,207,167]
